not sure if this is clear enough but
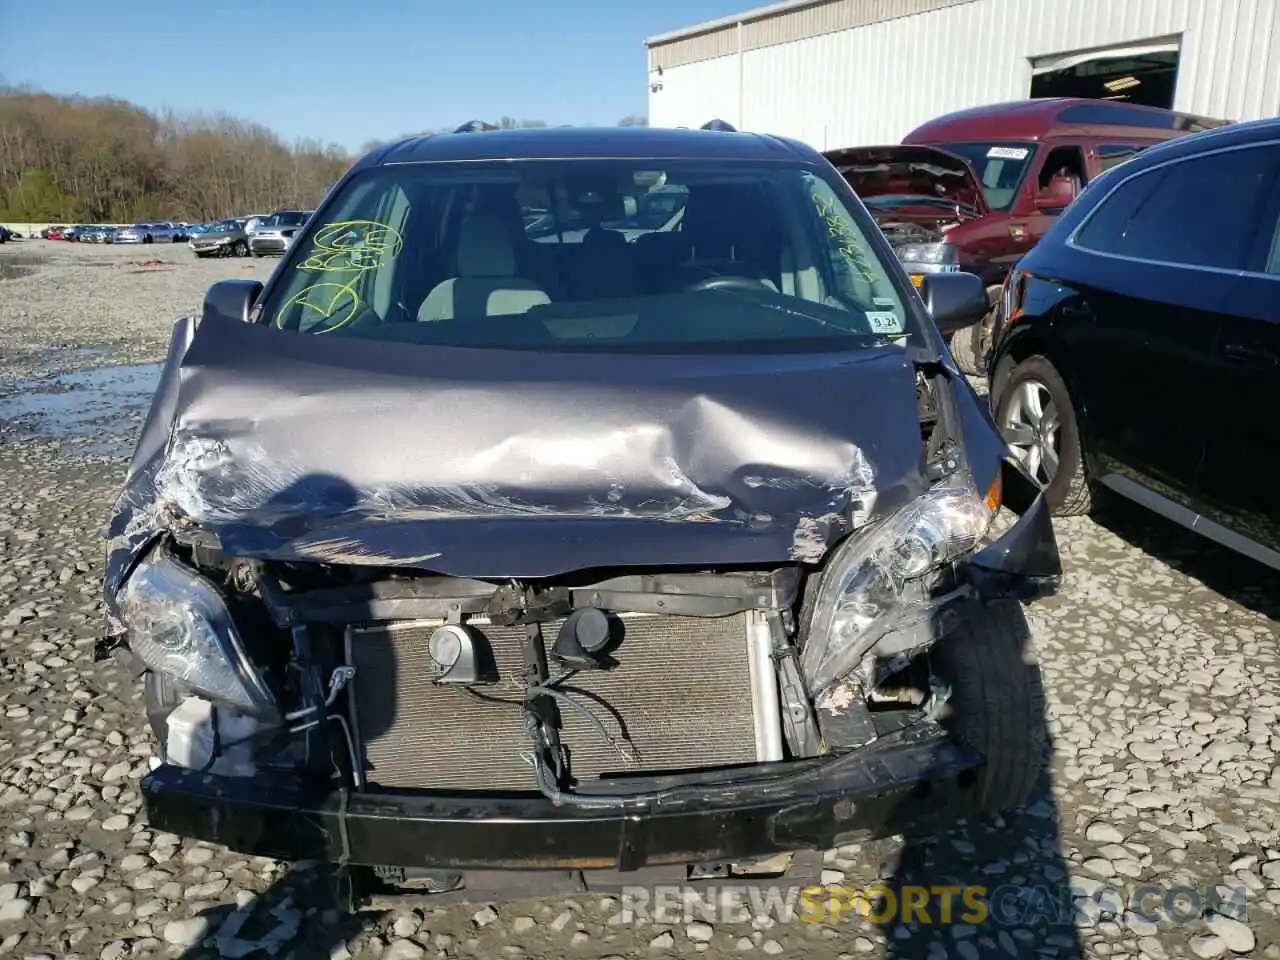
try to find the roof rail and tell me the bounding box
[700,119,737,132]
[454,120,500,133]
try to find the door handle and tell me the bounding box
[1222,342,1279,367]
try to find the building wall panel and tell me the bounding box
[648,0,1280,149]
[648,56,744,130]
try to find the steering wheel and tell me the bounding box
[685,274,773,293]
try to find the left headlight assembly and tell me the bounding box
[800,471,1000,697]
[117,552,275,714]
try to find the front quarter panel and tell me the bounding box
[105,316,197,603]
[946,371,1062,593]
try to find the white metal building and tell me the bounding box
[644,0,1280,151]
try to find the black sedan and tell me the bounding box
[988,115,1280,571]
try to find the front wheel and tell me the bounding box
[931,600,1046,817]
[993,354,1093,516]
[233,240,249,257]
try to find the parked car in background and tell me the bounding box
[106,122,1062,903]
[81,226,115,243]
[824,98,1229,375]
[248,210,313,256]
[42,226,65,239]
[115,222,181,244]
[189,218,251,257]
[242,214,271,237]
[62,225,92,241]
[0,225,12,243]
[987,117,1280,571]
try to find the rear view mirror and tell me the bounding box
[919,271,988,337]
[202,279,264,325]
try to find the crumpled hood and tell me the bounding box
[106,314,931,587]
[824,144,988,216]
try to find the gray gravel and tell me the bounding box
[1,240,1278,959]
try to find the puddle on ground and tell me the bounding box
[0,259,39,281]
[0,363,162,457]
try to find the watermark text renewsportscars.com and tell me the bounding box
[609,882,1249,927]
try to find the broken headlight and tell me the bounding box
[801,471,999,696]
[118,552,274,714]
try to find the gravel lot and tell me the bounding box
[0,240,1278,960]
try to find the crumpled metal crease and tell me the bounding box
[105,313,928,589]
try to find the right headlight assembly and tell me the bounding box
[117,551,275,714]
[800,471,1000,698]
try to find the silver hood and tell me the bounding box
[105,314,931,591]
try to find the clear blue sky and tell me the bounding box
[0,0,750,152]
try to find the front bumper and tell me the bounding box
[191,242,232,255]
[142,720,979,871]
[250,237,289,254]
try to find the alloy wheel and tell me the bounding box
[999,379,1061,487]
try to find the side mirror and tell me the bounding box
[919,271,988,337]
[202,279,264,325]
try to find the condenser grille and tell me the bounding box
[347,613,758,791]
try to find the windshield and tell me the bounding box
[210,219,242,232]
[272,211,309,227]
[931,141,1037,211]
[263,159,916,354]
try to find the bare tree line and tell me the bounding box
[0,85,650,224]
[0,87,352,223]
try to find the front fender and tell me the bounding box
[963,460,1061,601]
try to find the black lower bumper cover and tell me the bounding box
[142,723,982,870]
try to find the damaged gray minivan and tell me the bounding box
[102,122,1061,903]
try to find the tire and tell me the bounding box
[143,234,153,244]
[992,354,1093,516]
[948,322,985,377]
[233,240,249,257]
[949,286,1001,377]
[931,600,1046,817]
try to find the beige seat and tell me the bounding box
[418,215,551,322]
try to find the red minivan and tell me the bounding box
[825,98,1228,373]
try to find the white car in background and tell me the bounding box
[242,214,271,237]
[248,210,313,257]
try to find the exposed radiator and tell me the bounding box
[346,613,759,792]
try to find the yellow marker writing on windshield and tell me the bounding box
[276,220,405,332]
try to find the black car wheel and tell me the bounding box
[931,600,1046,817]
[994,355,1093,516]
[948,323,985,377]
[233,240,249,257]
[948,285,1001,377]
[143,235,154,244]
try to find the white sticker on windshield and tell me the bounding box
[867,311,905,334]
[987,146,1030,160]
